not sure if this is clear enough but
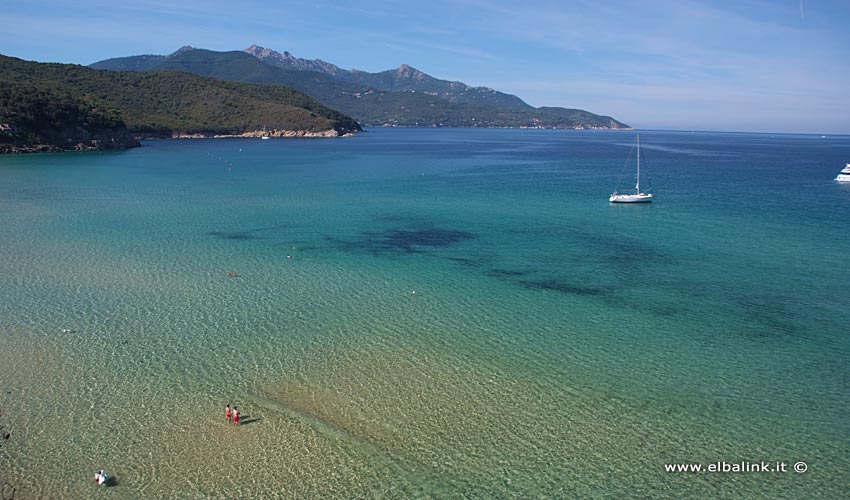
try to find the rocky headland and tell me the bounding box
[1,124,140,154]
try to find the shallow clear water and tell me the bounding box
[0,129,848,499]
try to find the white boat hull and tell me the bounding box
[836,164,850,181]
[609,193,653,203]
[608,134,653,203]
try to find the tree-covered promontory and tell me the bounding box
[1,54,362,153]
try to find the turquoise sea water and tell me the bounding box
[0,128,848,499]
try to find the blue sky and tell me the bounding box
[3,0,849,133]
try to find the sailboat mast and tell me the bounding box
[636,134,641,193]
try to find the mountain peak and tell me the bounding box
[244,44,279,59]
[170,46,196,56]
[394,64,428,81]
[244,45,344,76]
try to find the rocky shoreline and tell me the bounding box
[1,138,140,154]
[171,129,355,139]
[1,129,355,153]
[1,123,141,154]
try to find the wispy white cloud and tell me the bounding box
[378,37,498,63]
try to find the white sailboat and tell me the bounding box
[610,134,653,203]
[835,163,850,182]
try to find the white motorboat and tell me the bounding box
[835,163,850,182]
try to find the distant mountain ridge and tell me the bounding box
[244,45,530,111]
[91,46,629,130]
[86,45,199,72]
[244,44,346,76]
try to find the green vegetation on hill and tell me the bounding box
[0,54,361,144]
[89,53,166,72]
[0,81,138,152]
[536,107,624,129]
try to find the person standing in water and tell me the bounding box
[225,404,232,422]
[233,406,239,425]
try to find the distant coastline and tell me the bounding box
[363,123,632,131]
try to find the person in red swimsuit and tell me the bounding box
[233,406,239,425]
[225,404,232,422]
